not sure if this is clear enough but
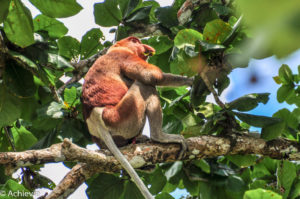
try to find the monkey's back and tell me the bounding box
[82,53,130,120]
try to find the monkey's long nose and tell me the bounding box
[144,45,156,57]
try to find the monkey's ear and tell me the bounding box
[127,36,141,44]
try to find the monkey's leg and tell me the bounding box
[144,85,187,159]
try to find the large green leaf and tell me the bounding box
[29,0,82,18]
[47,53,74,72]
[203,19,232,44]
[0,84,22,128]
[278,64,294,85]
[0,180,32,199]
[233,112,281,127]
[94,0,122,27]
[58,36,80,60]
[174,29,203,49]
[243,189,282,199]
[164,161,183,181]
[3,0,34,47]
[3,61,37,98]
[261,121,285,140]
[125,6,152,23]
[277,161,296,198]
[80,29,104,59]
[143,36,173,55]
[149,167,167,194]
[162,115,183,135]
[227,155,257,167]
[277,85,294,103]
[86,173,124,199]
[118,0,140,18]
[236,0,300,57]
[33,14,68,38]
[0,0,10,23]
[227,93,270,112]
[122,181,144,199]
[155,6,178,28]
[11,126,37,151]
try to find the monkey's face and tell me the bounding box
[115,37,155,60]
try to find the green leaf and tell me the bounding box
[165,161,183,181]
[125,6,152,23]
[174,29,203,49]
[182,172,199,196]
[37,102,64,119]
[278,64,294,85]
[47,53,74,72]
[0,179,32,199]
[94,0,122,27]
[223,15,243,46]
[155,6,178,28]
[33,14,68,38]
[4,62,36,98]
[80,29,104,59]
[3,0,34,47]
[261,121,285,141]
[11,126,37,151]
[227,155,257,167]
[118,0,140,19]
[155,192,174,199]
[29,0,82,18]
[203,19,232,44]
[233,112,281,127]
[290,180,300,199]
[162,115,183,135]
[122,181,144,199]
[64,87,77,107]
[193,159,210,173]
[138,0,159,23]
[58,36,80,60]
[8,51,38,70]
[277,161,296,198]
[277,85,294,103]
[143,36,173,55]
[243,189,282,199]
[59,120,84,142]
[32,172,56,190]
[197,40,225,52]
[0,85,22,128]
[273,76,281,84]
[274,108,298,129]
[0,0,10,23]
[149,168,167,194]
[86,173,124,199]
[227,93,270,112]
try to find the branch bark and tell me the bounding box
[1,135,300,198]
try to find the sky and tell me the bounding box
[20,0,300,198]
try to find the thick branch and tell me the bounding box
[1,136,300,170]
[2,136,300,198]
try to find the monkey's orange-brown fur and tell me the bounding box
[82,37,193,199]
[82,37,163,147]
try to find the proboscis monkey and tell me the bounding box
[82,36,193,199]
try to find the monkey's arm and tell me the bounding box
[157,73,194,87]
[122,58,193,86]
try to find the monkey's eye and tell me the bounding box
[129,37,140,44]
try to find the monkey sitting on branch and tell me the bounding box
[82,36,193,199]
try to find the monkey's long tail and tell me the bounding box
[100,129,154,199]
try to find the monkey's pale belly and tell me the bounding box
[86,107,146,141]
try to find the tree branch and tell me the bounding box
[2,135,300,198]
